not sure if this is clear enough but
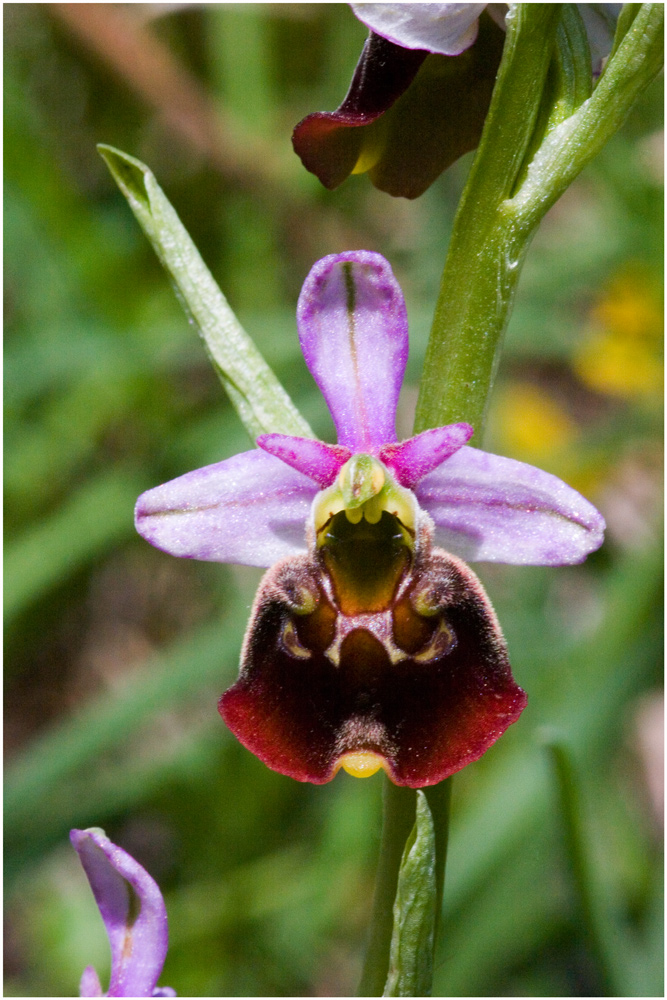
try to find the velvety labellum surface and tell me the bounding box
[220,513,526,788]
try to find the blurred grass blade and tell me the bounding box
[5,603,247,842]
[4,468,145,624]
[383,790,437,997]
[97,144,313,441]
[544,735,618,996]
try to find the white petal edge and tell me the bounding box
[350,3,487,55]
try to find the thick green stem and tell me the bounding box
[415,3,663,441]
[357,780,452,996]
[414,4,559,440]
[357,782,417,996]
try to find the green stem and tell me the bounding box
[359,15,559,994]
[423,778,452,938]
[357,782,417,996]
[415,2,663,441]
[414,4,559,440]
[357,779,452,997]
[359,5,662,995]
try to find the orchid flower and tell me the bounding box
[71,828,174,998]
[136,250,604,788]
[293,3,620,198]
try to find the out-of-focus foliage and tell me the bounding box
[4,5,663,997]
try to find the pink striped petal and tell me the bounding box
[256,434,351,487]
[135,450,316,568]
[380,423,473,487]
[415,446,606,565]
[297,251,408,453]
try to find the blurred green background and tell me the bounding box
[4,5,663,997]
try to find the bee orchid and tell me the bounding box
[136,251,604,787]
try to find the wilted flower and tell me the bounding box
[71,828,174,998]
[293,4,504,198]
[136,250,604,787]
[293,3,620,198]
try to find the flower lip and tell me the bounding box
[220,544,527,788]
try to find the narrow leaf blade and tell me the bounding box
[97,144,312,441]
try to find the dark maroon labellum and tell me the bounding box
[220,509,526,787]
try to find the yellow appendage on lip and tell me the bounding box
[338,751,387,778]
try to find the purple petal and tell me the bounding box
[350,3,487,55]
[135,450,316,568]
[257,434,351,487]
[415,446,606,565]
[380,423,473,488]
[70,829,169,999]
[297,251,408,452]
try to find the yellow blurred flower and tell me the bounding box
[492,382,606,497]
[574,271,663,398]
[494,382,578,464]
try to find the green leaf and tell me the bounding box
[608,4,643,63]
[513,6,592,195]
[383,790,437,997]
[97,144,313,441]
